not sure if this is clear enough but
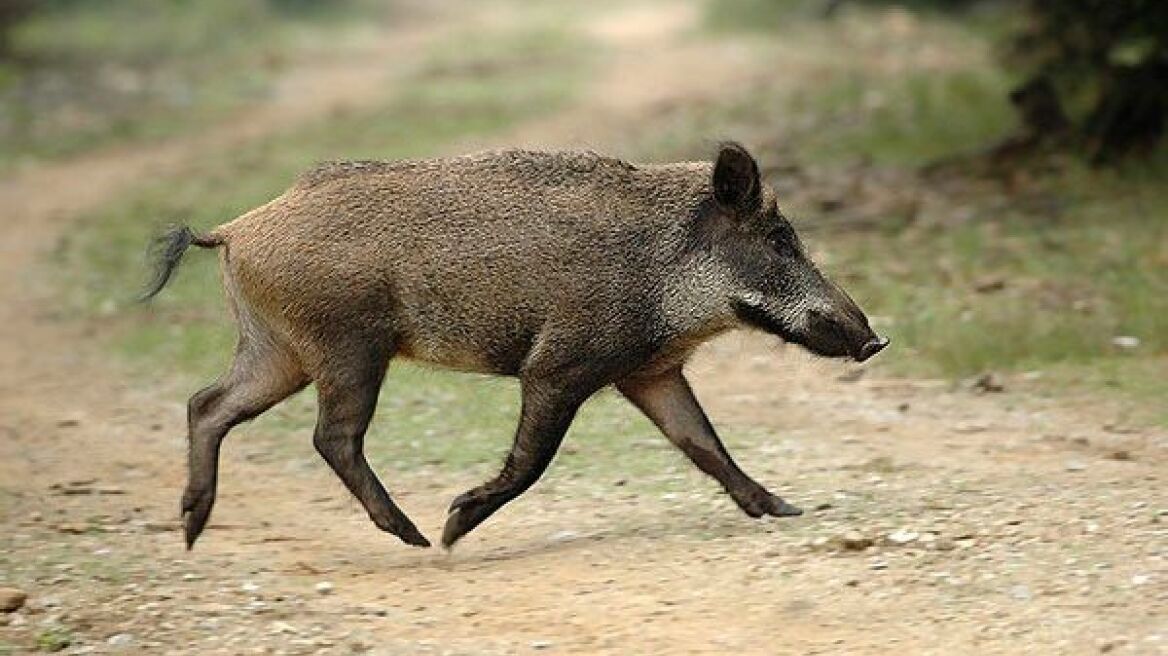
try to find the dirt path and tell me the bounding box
[2,1,1166,654]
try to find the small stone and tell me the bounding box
[1111,335,1140,350]
[241,581,261,594]
[141,522,176,534]
[837,532,873,551]
[968,372,1004,394]
[933,538,957,551]
[868,560,888,570]
[886,529,919,545]
[973,277,1006,293]
[1009,585,1032,601]
[1108,450,1132,461]
[0,588,27,612]
[953,422,987,434]
[530,640,553,650]
[55,522,90,535]
[1131,574,1151,586]
[107,633,133,646]
[546,530,578,544]
[314,581,334,595]
[270,621,297,635]
[1065,460,1087,472]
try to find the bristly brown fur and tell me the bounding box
[150,145,885,551]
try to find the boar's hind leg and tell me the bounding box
[313,349,430,548]
[442,379,592,548]
[618,367,803,520]
[184,339,309,549]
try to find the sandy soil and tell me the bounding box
[1,1,1165,654]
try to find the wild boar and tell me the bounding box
[144,142,888,550]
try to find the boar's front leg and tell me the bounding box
[442,377,593,548]
[618,367,803,520]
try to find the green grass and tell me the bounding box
[840,178,1168,376]
[0,0,385,168]
[704,0,824,31]
[790,68,1014,165]
[34,627,72,653]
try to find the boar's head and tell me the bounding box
[703,143,888,362]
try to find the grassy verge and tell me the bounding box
[0,0,385,169]
[677,0,1168,424]
[842,164,1168,376]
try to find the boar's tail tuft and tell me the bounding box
[139,225,225,302]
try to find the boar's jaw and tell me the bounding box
[731,299,803,347]
[731,298,877,361]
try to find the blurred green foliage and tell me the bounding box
[1007,0,1168,162]
[708,0,1168,163]
[0,0,380,167]
[2,0,366,61]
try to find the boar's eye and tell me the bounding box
[768,212,799,256]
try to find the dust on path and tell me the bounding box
[2,1,1166,654]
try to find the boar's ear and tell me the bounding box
[712,142,761,212]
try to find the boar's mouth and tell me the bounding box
[731,299,803,347]
[733,299,888,362]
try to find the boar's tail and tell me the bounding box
[139,225,225,302]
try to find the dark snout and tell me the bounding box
[805,308,888,362]
[798,274,889,363]
[856,335,890,362]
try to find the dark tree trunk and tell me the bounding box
[1084,60,1168,164]
[1009,76,1071,140]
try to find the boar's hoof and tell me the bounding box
[387,520,432,548]
[441,508,468,549]
[734,490,803,519]
[181,488,215,550]
[441,493,496,549]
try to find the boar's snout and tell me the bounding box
[803,284,888,363]
[856,335,889,362]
